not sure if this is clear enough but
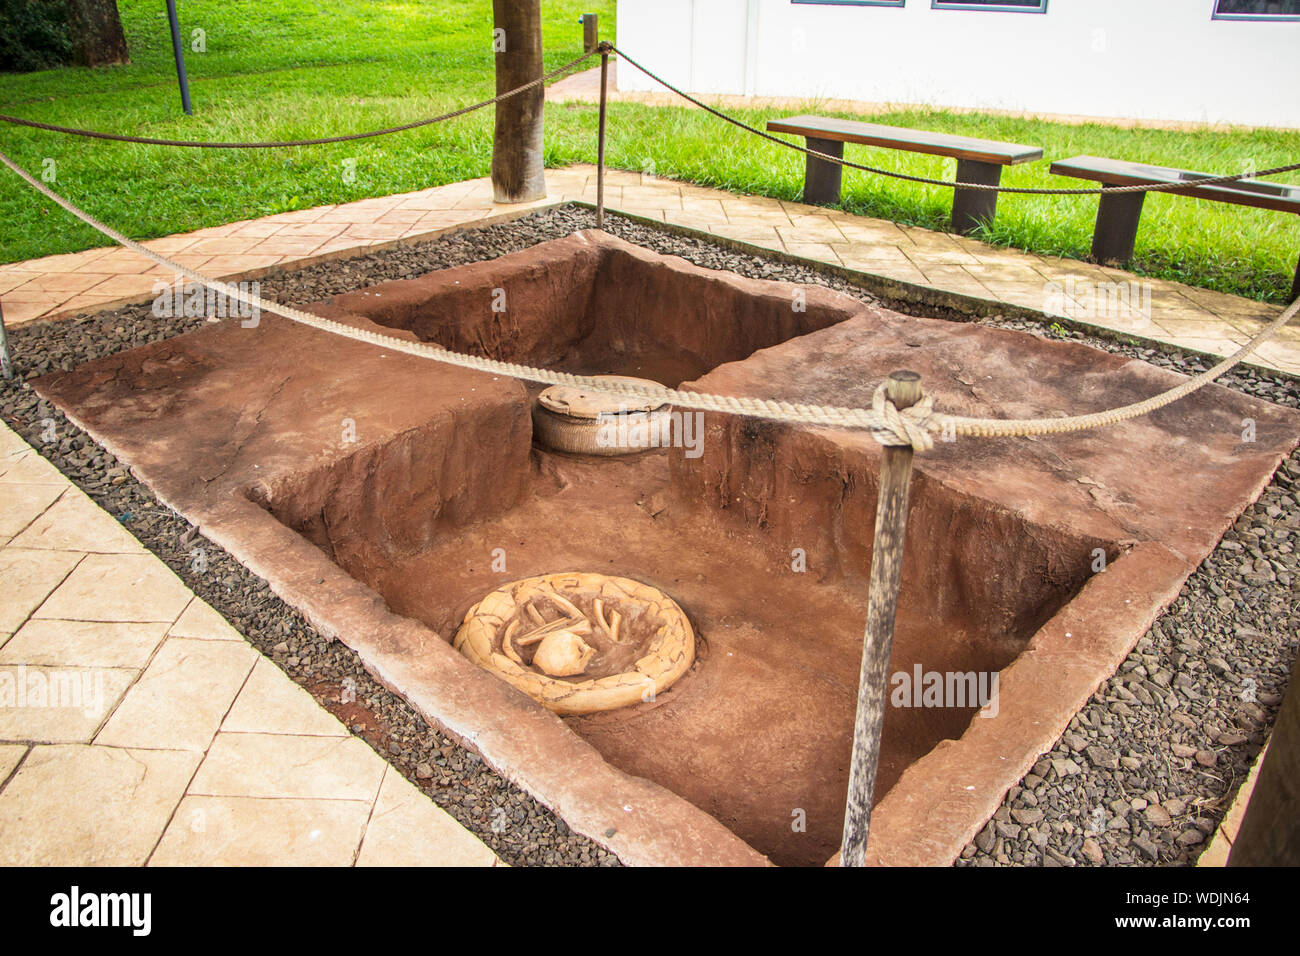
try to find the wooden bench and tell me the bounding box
[1050,155,1300,298]
[766,114,1043,234]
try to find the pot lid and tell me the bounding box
[537,375,668,420]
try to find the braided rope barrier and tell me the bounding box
[2,149,1297,450]
[610,45,1300,197]
[0,49,598,149]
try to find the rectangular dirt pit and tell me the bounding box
[32,229,1300,866]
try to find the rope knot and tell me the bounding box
[870,382,935,452]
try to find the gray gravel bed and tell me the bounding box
[1,204,1295,867]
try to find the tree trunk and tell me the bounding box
[64,0,129,67]
[491,0,546,204]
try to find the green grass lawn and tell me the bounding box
[2,0,1298,303]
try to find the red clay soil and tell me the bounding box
[32,230,1300,867]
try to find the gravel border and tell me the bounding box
[2,204,1295,867]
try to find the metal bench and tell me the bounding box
[766,114,1042,234]
[1051,155,1300,298]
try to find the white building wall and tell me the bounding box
[615,0,1300,129]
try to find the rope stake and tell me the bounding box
[596,43,610,230]
[842,370,924,866]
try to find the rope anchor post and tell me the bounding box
[841,369,924,867]
[596,41,611,230]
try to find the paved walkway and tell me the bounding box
[2,165,1295,374]
[0,420,498,866]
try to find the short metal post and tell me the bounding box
[0,299,12,381]
[581,14,599,53]
[596,45,610,230]
[166,0,194,116]
[841,370,923,867]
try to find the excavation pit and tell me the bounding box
[32,227,1300,867]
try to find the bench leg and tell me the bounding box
[1292,253,1300,302]
[952,160,1002,235]
[802,137,843,206]
[1092,186,1146,266]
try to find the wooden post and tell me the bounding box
[596,46,609,230]
[491,0,546,204]
[582,13,599,53]
[840,369,923,867]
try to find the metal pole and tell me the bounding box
[0,299,12,381]
[596,44,609,230]
[840,369,923,866]
[166,0,194,116]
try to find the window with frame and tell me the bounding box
[1212,0,1300,20]
[931,0,1048,11]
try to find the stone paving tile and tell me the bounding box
[865,261,930,285]
[150,794,372,866]
[356,766,498,867]
[199,254,285,275]
[188,732,387,801]
[706,223,784,245]
[1251,342,1300,376]
[0,424,29,459]
[0,664,136,743]
[0,744,200,865]
[0,483,63,543]
[0,449,66,484]
[0,742,25,781]
[78,274,158,301]
[785,241,843,264]
[95,637,258,752]
[0,548,82,633]
[248,236,327,258]
[781,218,847,243]
[0,619,169,669]
[9,486,144,553]
[167,596,245,641]
[221,657,349,737]
[33,551,193,623]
